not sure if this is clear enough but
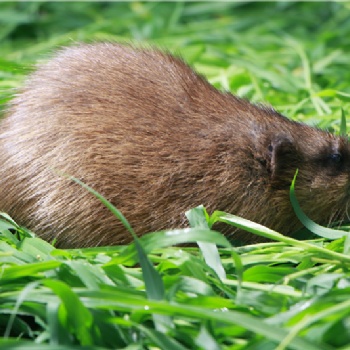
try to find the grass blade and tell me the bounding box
[68,176,172,332]
[290,170,349,239]
[340,108,347,136]
[186,206,226,280]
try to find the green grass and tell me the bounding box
[1,2,350,349]
[2,207,350,349]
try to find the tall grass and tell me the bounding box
[1,2,350,349]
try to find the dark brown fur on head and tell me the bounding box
[0,42,349,247]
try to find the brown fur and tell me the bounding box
[0,42,349,247]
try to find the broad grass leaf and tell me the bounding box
[212,210,350,263]
[165,276,215,299]
[0,215,19,232]
[195,325,220,350]
[186,205,226,280]
[66,261,114,289]
[42,279,95,345]
[304,273,343,295]
[0,228,20,245]
[322,318,350,347]
[211,211,287,242]
[135,238,173,333]
[243,266,295,283]
[173,255,216,283]
[136,325,189,350]
[236,289,293,315]
[317,89,350,102]
[137,233,176,332]
[102,263,143,288]
[185,206,244,287]
[88,310,131,348]
[174,295,234,309]
[18,237,55,257]
[114,228,231,265]
[0,241,35,264]
[46,301,71,346]
[344,235,350,255]
[277,297,350,349]
[2,261,61,280]
[0,213,35,240]
[0,212,23,229]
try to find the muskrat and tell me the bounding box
[0,42,349,248]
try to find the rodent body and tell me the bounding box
[0,43,349,247]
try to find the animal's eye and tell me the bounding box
[329,152,342,164]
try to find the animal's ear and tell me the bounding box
[269,134,299,182]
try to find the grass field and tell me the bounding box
[1,2,350,349]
